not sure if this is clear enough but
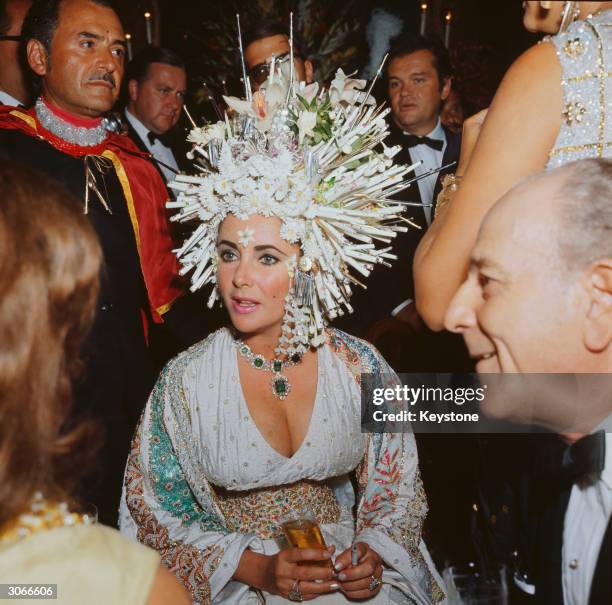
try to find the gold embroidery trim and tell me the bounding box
[212,480,341,539]
[9,109,36,131]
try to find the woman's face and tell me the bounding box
[522,1,568,33]
[216,214,300,338]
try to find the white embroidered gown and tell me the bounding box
[119,328,445,605]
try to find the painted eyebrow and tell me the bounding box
[217,240,288,256]
[78,31,126,47]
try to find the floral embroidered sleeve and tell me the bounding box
[329,330,446,604]
[119,340,263,605]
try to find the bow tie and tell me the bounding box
[561,430,606,484]
[403,133,444,151]
[147,130,172,147]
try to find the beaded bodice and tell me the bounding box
[547,10,612,168]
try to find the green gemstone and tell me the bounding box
[274,378,288,395]
[273,360,283,373]
[253,356,264,368]
[240,346,249,355]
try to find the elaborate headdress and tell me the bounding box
[168,18,426,357]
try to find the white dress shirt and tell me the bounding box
[125,109,179,183]
[562,432,612,605]
[0,89,23,107]
[404,118,447,226]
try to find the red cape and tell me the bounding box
[0,105,182,323]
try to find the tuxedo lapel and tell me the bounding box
[431,126,461,217]
[534,486,571,605]
[124,118,168,185]
[589,514,612,604]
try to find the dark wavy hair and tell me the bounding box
[0,160,102,529]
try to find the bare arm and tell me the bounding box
[414,41,562,330]
[147,566,191,605]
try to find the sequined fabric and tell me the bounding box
[547,10,612,167]
[213,480,341,539]
[35,97,108,147]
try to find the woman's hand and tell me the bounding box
[456,108,489,177]
[235,547,339,601]
[265,546,339,601]
[333,542,383,600]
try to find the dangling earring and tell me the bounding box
[559,1,580,33]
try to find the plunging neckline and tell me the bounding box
[235,345,322,461]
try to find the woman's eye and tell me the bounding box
[260,254,279,265]
[219,249,238,262]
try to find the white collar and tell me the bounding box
[403,118,445,142]
[0,89,24,107]
[125,109,153,146]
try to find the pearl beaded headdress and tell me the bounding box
[168,18,426,356]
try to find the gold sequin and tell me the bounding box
[563,37,585,57]
[562,101,587,126]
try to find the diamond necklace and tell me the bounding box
[235,339,303,400]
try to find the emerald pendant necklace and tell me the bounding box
[235,339,303,400]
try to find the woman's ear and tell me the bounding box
[583,260,612,352]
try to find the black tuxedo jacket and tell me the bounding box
[336,121,460,338]
[516,434,612,605]
[530,481,612,604]
[124,112,192,186]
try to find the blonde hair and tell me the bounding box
[0,160,102,528]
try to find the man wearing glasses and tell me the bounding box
[243,19,313,91]
[0,0,31,106]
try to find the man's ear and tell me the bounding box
[583,260,612,352]
[304,59,314,85]
[128,79,139,103]
[27,39,49,77]
[440,76,452,102]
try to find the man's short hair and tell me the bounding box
[0,1,12,36]
[21,0,114,54]
[556,159,612,273]
[125,45,186,85]
[243,18,308,60]
[387,33,451,84]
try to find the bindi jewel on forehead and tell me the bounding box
[237,227,255,247]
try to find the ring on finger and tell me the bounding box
[288,579,303,602]
[368,575,382,592]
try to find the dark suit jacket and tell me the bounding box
[335,120,460,339]
[124,112,192,186]
[531,481,612,604]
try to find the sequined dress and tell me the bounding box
[547,9,612,167]
[119,328,445,605]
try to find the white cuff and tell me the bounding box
[391,299,413,317]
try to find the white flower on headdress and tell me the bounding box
[188,122,226,146]
[285,254,297,278]
[329,68,374,107]
[223,81,285,132]
[299,82,320,104]
[237,227,255,247]
[297,110,317,144]
[280,219,305,243]
[215,179,232,195]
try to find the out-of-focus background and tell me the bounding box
[116,0,538,122]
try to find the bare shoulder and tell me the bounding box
[497,40,561,95]
[146,565,190,605]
